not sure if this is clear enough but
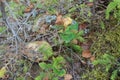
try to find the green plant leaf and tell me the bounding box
[35,76,41,80]
[93,54,115,65]
[77,30,84,36]
[38,41,53,60]
[65,22,78,31]
[69,43,82,53]
[100,21,105,29]
[106,64,112,72]
[77,36,85,42]
[53,77,58,80]
[23,65,28,73]
[39,62,52,70]
[111,70,117,80]
[53,68,66,77]
[89,0,93,2]
[114,0,120,3]
[103,54,115,61]
[60,31,76,43]
[37,4,43,8]
[0,27,6,33]
[60,22,78,43]
[53,56,65,69]
[106,2,117,19]
[69,7,77,13]
[58,69,66,77]
[35,72,46,80]
[39,62,47,70]
[0,67,6,78]
[16,77,24,80]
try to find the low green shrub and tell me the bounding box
[93,54,120,80]
[35,56,66,80]
[106,0,120,21]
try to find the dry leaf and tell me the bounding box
[79,23,87,31]
[63,17,72,28]
[13,0,20,3]
[42,24,49,29]
[24,7,31,13]
[24,3,34,13]
[64,74,72,80]
[29,3,34,9]
[55,15,63,25]
[90,56,95,61]
[26,41,42,51]
[55,15,72,29]
[71,39,78,44]
[43,76,49,80]
[82,50,91,58]
[86,2,94,7]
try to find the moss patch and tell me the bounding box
[82,26,120,80]
[91,26,120,58]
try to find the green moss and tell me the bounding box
[81,68,109,80]
[91,26,120,57]
[82,26,120,80]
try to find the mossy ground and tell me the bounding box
[91,25,120,58]
[82,25,120,80]
[0,0,119,80]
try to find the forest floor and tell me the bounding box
[0,0,120,80]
